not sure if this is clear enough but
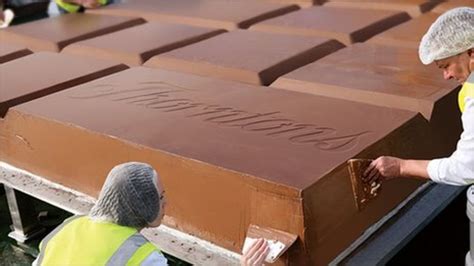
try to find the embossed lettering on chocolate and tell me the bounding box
[87,0,300,30]
[0,67,439,264]
[0,13,145,52]
[0,43,31,64]
[271,43,461,156]
[0,52,128,117]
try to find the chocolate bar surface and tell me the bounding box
[1,67,436,264]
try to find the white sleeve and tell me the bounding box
[427,97,474,185]
[140,251,168,266]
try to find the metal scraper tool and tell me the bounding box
[347,159,381,211]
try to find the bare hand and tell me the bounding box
[241,238,269,266]
[363,156,402,184]
[66,0,101,8]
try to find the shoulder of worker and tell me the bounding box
[464,73,474,111]
[140,250,168,266]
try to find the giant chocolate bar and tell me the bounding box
[0,67,439,264]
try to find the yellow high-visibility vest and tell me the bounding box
[459,73,474,113]
[55,0,108,13]
[37,216,161,266]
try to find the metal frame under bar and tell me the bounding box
[1,162,463,265]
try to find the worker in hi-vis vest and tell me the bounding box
[34,162,168,265]
[54,0,112,13]
[364,7,474,186]
[32,161,270,266]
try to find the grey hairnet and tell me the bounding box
[419,7,474,65]
[89,162,161,228]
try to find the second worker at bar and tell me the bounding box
[34,162,168,265]
[364,7,474,186]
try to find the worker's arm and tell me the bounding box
[365,97,474,186]
[426,97,474,185]
[364,157,430,184]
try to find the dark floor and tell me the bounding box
[388,189,469,265]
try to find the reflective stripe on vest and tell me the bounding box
[458,73,474,113]
[37,216,160,266]
[106,233,147,266]
[55,0,108,13]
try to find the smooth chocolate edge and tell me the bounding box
[270,78,433,119]
[145,56,263,85]
[139,29,228,64]
[238,4,300,29]
[350,11,411,43]
[57,18,146,51]
[0,49,33,64]
[259,39,345,86]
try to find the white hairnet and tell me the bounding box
[89,162,161,228]
[419,7,474,65]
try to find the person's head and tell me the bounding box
[89,162,166,229]
[419,7,474,84]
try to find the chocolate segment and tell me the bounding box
[369,12,439,48]
[63,22,226,66]
[0,52,128,117]
[145,30,344,85]
[249,6,411,45]
[0,13,145,52]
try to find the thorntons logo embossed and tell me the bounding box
[69,81,370,151]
